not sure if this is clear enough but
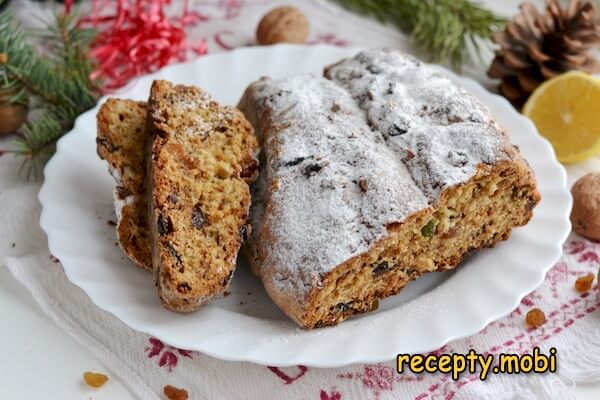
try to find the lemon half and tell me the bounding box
[523,71,600,164]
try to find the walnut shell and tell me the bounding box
[0,102,27,136]
[256,6,309,45]
[571,172,600,240]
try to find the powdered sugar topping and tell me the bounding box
[325,49,506,200]
[242,49,511,303]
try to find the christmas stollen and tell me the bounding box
[239,49,540,329]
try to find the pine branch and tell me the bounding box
[44,11,98,90]
[0,11,65,105]
[0,8,100,179]
[0,78,27,105]
[336,0,506,69]
[12,112,63,179]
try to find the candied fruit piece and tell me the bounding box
[164,385,188,400]
[525,308,546,329]
[575,273,595,293]
[83,371,108,388]
[421,219,436,238]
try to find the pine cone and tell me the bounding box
[488,0,600,109]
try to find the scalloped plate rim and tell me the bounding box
[39,44,571,367]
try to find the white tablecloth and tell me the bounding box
[2,1,600,399]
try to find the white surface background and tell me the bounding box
[1,0,600,398]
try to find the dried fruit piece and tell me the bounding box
[358,178,369,193]
[335,302,351,312]
[191,203,206,230]
[164,384,188,400]
[575,273,595,293]
[372,261,389,277]
[157,214,173,235]
[167,193,179,203]
[303,163,324,177]
[283,156,307,167]
[83,371,109,388]
[525,308,546,329]
[239,224,252,241]
[421,219,436,238]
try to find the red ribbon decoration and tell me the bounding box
[78,0,208,91]
[64,0,73,15]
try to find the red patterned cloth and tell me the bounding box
[5,236,599,399]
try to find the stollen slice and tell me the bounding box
[96,98,152,270]
[148,80,258,312]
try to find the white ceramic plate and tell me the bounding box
[39,44,571,367]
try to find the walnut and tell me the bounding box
[0,98,27,136]
[570,172,600,240]
[256,6,309,45]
